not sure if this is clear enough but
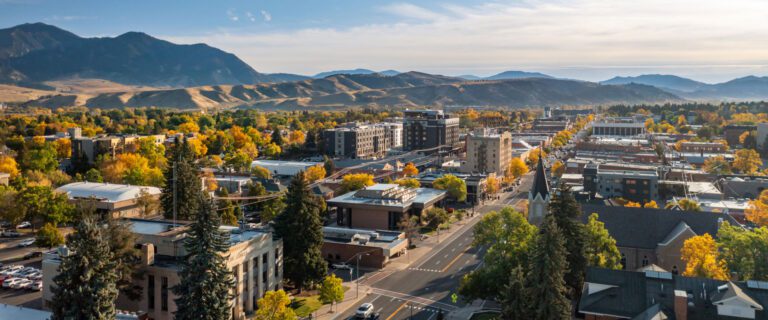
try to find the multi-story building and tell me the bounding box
[43,219,283,320]
[55,182,162,218]
[323,122,401,159]
[463,128,512,175]
[592,121,646,136]
[72,133,165,164]
[403,110,460,152]
[584,168,660,202]
[724,124,756,146]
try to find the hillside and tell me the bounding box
[17,73,682,110]
[600,74,708,92]
[601,74,768,100]
[485,70,554,80]
[0,23,279,87]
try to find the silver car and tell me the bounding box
[355,303,374,318]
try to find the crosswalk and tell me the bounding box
[406,267,442,273]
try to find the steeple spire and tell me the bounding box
[531,148,550,199]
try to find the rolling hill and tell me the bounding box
[600,74,708,92]
[601,74,768,100]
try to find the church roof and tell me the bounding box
[531,153,550,199]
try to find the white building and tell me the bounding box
[56,182,162,217]
[250,160,320,177]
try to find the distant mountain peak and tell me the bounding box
[600,74,707,93]
[484,70,554,80]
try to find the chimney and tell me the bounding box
[141,243,155,266]
[674,290,688,320]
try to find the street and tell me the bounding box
[335,173,533,320]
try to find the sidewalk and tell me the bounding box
[314,284,372,320]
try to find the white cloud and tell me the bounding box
[226,9,239,22]
[260,10,272,22]
[245,11,256,22]
[169,0,768,81]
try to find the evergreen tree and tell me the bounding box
[271,127,284,146]
[51,209,118,320]
[525,214,571,320]
[501,267,529,320]
[274,171,328,292]
[323,155,335,176]
[548,184,587,298]
[173,194,234,320]
[105,216,143,300]
[161,138,201,220]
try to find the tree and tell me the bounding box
[53,138,72,159]
[319,274,344,312]
[135,188,160,217]
[666,198,701,211]
[717,223,768,281]
[216,188,240,226]
[433,174,467,202]
[323,156,335,177]
[525,214,571,320]
[394,178,420,188]
[23,143,59,172]
[643,200,659,209]
[0,187,23,225]
[703,156,732,175]
[551,160,565,178]
[398,214,420,248]
[305,165,326,183]
[35,222,64,248]
[583,213,622,269]
[747,189,768,227]
[402,162,419,177]
[624,201,641,208]
[173,195,234,320]
[17,185,74,229]
[252,165,272,179]
[288,130,306,145]
[100,153,163,187]
[548,184,587,298]
[254,290,297,320]
[506,158,528,182]
[424,207,450,229]
[105,216,143,301]
[262,143,282,158]
[485,175,500,195]
[224,150,253,173]
[460,208,537,302]
[0,155,20,177]
[341,173,375,192]
[501,267,529,320]
[274,172,328,292]
[51,210,118,320]
[85,168,103,182]
[681,234,729,280]
[526,148,546,168]
[733,149,763,174]
[161,138,201,220]
[271,128,284,146]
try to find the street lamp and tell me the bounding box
[355,252,370,299]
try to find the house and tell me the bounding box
[580,204,739,272]
[55,182,162,218]
[580,267,768,320]
[327,184,447,230]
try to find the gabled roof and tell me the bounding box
[580,205,739,249]
[711,282,764,310]
[531,153,550,199]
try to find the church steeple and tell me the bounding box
[528,147,550,225]
[531,152,550,200]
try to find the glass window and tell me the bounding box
[148,275,155,310]
[161,277,168,311]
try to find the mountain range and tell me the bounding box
[0,22,766,109]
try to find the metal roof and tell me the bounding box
[56,182,161,203]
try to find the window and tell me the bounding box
[642,256,649,267]
[620,253,627,270]
[161,277,168,311]
[148,275,155,310]
[263,269,268,284]
[263,253,268,266]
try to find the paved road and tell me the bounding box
[336,173,534,320]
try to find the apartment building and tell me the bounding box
[402,110,460,152]
[462,128,512,175]
[43,219,283,320]
[323,122,402,159]
[72,132,165,164]
[584,168,660,202]
[592,121,646,136]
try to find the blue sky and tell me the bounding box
[2,0,768,82]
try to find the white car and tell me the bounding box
[17,238,35,247]
[12,279,32,289]
[355,303,374,318]
[30,281,42,291]
[16,221,31,229]
[331,262,352,271]
[3,277,21,288]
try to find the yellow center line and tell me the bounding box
[386,301,408,320]
[441,245,471,272]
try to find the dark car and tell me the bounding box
[23,251,43,260]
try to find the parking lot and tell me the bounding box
[0,235,45,308]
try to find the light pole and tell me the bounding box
[355,252,370,298]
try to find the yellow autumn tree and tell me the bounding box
[746,189,768,227]
[527,148,546,167]
[304,165,326,183]
[506,157,528,182]
[485,175,500,194]
[288,130,306,145]
[402,162,419,177]
[341,173,375,192]
[0,155,20,177]
[643,200,659,209]
[53,138,71,158]
[681,234,729,280]
[177,121,200,134]
[624,201,642,208]
[733,149,763,174]
[551,160,565,178]
[99,153,164,187]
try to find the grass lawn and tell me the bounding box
[291,286,350,317]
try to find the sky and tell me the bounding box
[2,0,768,82]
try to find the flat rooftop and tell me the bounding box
[328,187,446,209]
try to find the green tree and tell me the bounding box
[216,188,240,226]
[323,155,335,177]
[254,290,297,320]
[501,267,529,320]
[525,214,571,320]
[319,274,345,312]
[717,222,768,281]
[51,210,118,320]
[548,184,587,298]
[17,185,74,229]
[459,208,537,302]
[105,217,143,301]
[173,194,234,320]
[271,128,284,146]
[584,213,622,269]
[274,172,328,292]
[35,222,64,248]
[432,174,467,202]
[161,138,201,220]
[0,186,23,226]
[84,168,104,182]
[394,178,420,188]
[424,207,450,229]
[23,143,59,172]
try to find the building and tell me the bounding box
[758,123,768,151]
[462,128,512,175]
[250,160,320,177]
[403,110,460,152]
[581,205,738,272]
[72,134,165,165]
[678,141,728,153]
[530,118,570,133]
[0,172,9,186]
[327,184,447,230]
[585,168,659,202]
[55,182,162,218]
[322,227,408,268]
[718,176,768,199]
[528,156,550,225]
[382,122,403,149]
[592,121,646,136]
[580,267,768,320]
[418,172,489,205]
[725,124,757,146]
[323,122,391,159]
[43,219,282,320]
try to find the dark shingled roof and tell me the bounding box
[580,204,739,249]
[531,153,550,199]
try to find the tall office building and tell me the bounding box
[403,110,460,152]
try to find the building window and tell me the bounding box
[161,277,168,311]
[263,269,268,284]
[148,275,155,310]
[672,265,679,274]
[263,253,268,266]
[620,253,626,270]
[641,256,649,267]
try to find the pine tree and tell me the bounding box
[548,184,587,298]
[173,194,234,320]
[525,214,571,320]
[274,171,328,292]
[271,127,284,146]
[323,155,335,176]
[501,267,529,320]
[105,216,143,300]
[51,209,119,320]
[161,138,201,220]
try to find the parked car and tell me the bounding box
[17,238,35,247]
[11,279,32,289]
[1,230,21,237]
[3,277,21,288]
[355,303,374,318]
[30,281,42,291]
[331,262,352,271]
[23,251,43,260]
[16,221,31,229]
[367,313,380,320]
